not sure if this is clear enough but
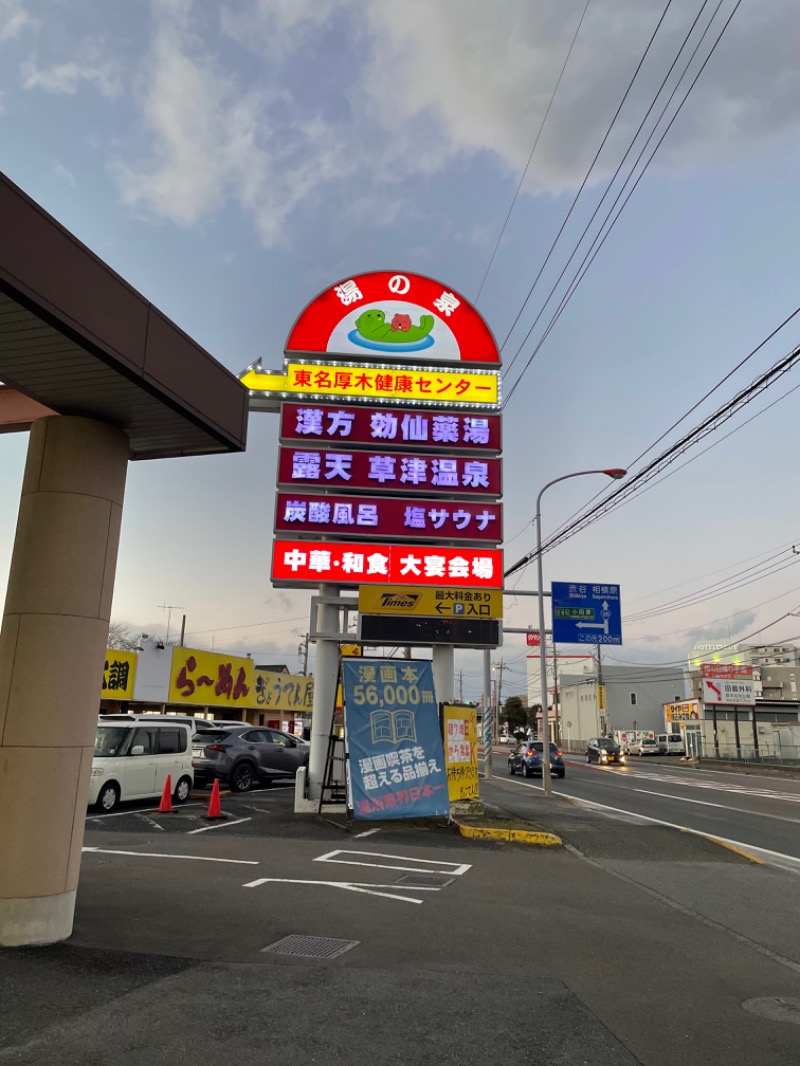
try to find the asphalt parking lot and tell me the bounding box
[3,782,800,1064]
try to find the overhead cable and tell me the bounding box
[502,0,742,408]
[474,0,594,306]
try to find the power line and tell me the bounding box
[497,0,677,355]
[624,554,800,623]
[591,610,800,669]
[623,581,800,642]
[505,332,800,578]
[625,540,799,606]
[501,0,718,387]
[501,0,742,408]
[183,614,308,638]
[474,0,593,306]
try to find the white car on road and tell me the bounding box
[627,736,659,756]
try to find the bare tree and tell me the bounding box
[107,622,140,651]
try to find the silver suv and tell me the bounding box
[192,725,309,792]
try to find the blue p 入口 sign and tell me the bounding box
[342,658,449,820]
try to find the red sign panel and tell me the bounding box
[285,271,500,365]
[700,663,753,679]
[280,402,501,453]
[272,540,503,588]
[275,492,502,543]
[526,632,541,647]
[278,446,501,497]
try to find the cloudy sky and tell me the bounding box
[3,0,800,700]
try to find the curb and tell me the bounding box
[680,830,764,864]
[453,819,562,846]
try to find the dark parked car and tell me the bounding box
[192,726,309,792]
[586,737,625,765]
[508,740,565,779]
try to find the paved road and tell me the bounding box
[492,751,800,867]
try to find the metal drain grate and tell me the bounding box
[262,934,360,959]
[394,873,455,888]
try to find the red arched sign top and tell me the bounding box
[285,271,500,366]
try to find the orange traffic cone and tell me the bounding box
[204,778,225,820]
[158,774,174,813]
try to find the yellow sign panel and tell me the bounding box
[597,684,606,711]
[358,586,502,619]
[102,649,137,700]
[442,704,479,801]
[169,648,255,708]
[241,362,499,407]
[666,700,700,722]
[253,670,314,713]
[340,644,363,657]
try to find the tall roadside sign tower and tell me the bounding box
[242,271,503,803]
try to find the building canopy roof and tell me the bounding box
[0,172,247,460]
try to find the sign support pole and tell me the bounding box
[306,583,342,804]
[483,648,492,778]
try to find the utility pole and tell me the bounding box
[298,633,310,676]
[596,643,604,734]
[458,669,463,702]
[493,658,505,736]
[552,640,560,745]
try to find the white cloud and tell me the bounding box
[113,0,800,243]
[115,3,353,244]
[0,0,34,43]
[21,37,120,96]
[355,0,800,192]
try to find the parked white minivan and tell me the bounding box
[89,719,194,812]
[656,732,685,756]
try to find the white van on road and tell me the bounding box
[656,733,685,755]
[90,720,194,812]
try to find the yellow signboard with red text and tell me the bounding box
[253,669,314,714]
[169,648,255,708]
[442,704,479,802]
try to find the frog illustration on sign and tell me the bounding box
[354,308,435,345]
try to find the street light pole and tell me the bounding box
[536,467,626,796]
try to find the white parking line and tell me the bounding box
[353,828,381,839]
[187,817,252,835]
[314,849,472,876]
[243,877,426,904]
[88,803,202,819]
[82,846,258,865]
[135,814,165,832]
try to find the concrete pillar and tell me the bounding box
[432,645,454,703]
[0,416,128,946]
[305,584,341,805]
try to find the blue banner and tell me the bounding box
[342,659,449,820]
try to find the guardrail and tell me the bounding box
[699,736,800,767]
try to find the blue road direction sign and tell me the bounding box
[551,582,622,646]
